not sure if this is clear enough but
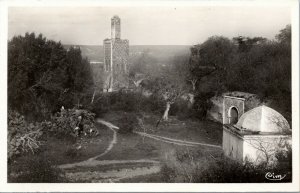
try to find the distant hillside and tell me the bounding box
[64,45,103,62]
[63,45,191,63]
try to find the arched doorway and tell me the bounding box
[229,107,239,124]
[223,95,245,124]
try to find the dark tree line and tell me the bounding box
[188,25,291,120]
[8,32,93,121]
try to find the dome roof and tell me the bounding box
[236,105,291,134]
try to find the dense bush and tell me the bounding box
[161,148,292,183]
[189,25,291,120]
[86,93,110,117]
[8,108,97,161]
[49,108,97,137]
[192,156,267,183]
[8,155,66,183]
[8,110,44,160]
[8,33,93,121]
[117,113,139,134]
[88,90,165,117]
[169,99,194,120]
[64,146,82,159]
[109,91,142,112]
[192,91,214,120]
[141,94,165,114]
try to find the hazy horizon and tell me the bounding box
[9,6,291,45]
[63,44,192,46]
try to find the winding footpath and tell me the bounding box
[88,119,119,161]
[134,131,222,149]
[58,119,221,182]
[58,119,160,182]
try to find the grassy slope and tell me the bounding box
[9,110,223,183]
[96,111,223,182]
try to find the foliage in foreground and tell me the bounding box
[88,91,165,117]
[161,147,292,183]
[116,112,139,134]
[50,108,97,137]
[8,110,44,160]
[8,154,67,183]
[8,108,97,161]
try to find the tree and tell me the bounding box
[90,66,104,104]
[233,36,267,52]
[276,24,291,45]
[8,33,94,119]
[8,33,69,119]
[189,36,236,93]
[186,26,291,121]
[129,49,161,87]
[143,66,187,123]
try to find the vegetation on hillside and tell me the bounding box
[8,33,96,182]
[127,25,291,121]
[160,145,292,183]
[7,24,292,183]
[8,32,93,121]
[188,25,291,121]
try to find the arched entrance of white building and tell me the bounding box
[228,106,239,124]
[223,96,245,124]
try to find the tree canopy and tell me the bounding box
[8,33,93,120]
[188,24,291,121]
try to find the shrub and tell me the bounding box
[160,148,292,183]
[141,94,165,114]
[88,90,166,115]
[192,91,215,120]
[193,156,267,183]
[8,110,44,161]
[112,92,138,112]
[170,99,194,120]
[8,33,93,121]
[64,146,82,159]
[87,94,110,117]
[160,164,176,182]
[8,108,97,161]
[117,113,138,134]
[8,155,66,183]
[49,108,97,137]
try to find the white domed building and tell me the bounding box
[223,104,292,165]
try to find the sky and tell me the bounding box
[8,6,291,45]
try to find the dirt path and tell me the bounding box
[97,119,120,130]
[59,119,120,169]
[58,119,161,182]
[58,119,221,182]
[65,165,161,183]
[59,159,159,169]
[96,119,221,149]
[134,131,196,147]
[134,131,222,149]
[87,119,119,161]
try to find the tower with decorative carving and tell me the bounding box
[103,15,129,92]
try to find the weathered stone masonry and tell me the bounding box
[103,15,129,92]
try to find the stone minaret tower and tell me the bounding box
[111,15,121,39]
[103,15,129,92]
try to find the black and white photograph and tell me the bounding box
[0,0,299,191]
